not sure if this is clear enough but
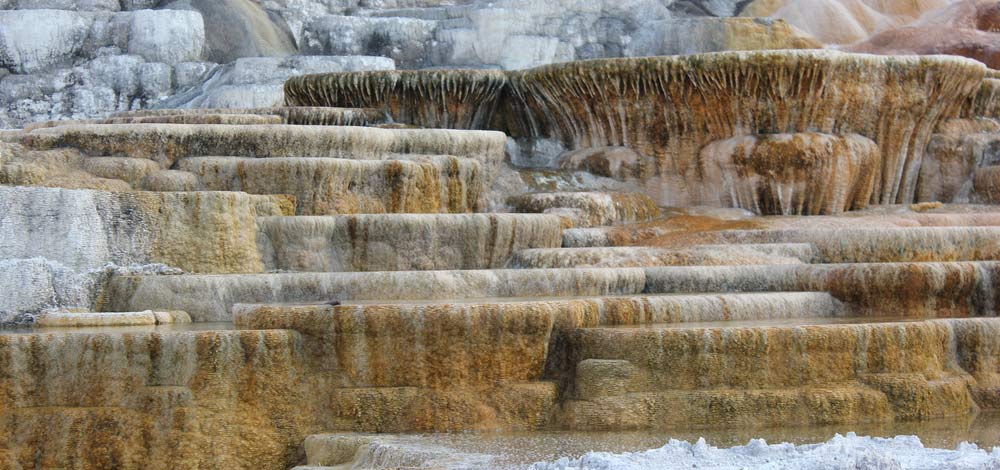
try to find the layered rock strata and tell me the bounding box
[18,124,506,169]
[178,156,484,215]
[561,318,999,430]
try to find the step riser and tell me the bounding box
[691,227,1000,263]
[180,157,483,215]
[21,124,507,170]
[257,214,563,272]
[104,268,647,322]
[510,244,816,268]
[644,262,1000,316]
[561,318,998,430]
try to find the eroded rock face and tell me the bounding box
[699,133,881,215]
[562,318,995,429]
[256,214,563,271]
[285,69,507,129]
[179,156,484,215]
[0,186,286,273]
[0,329,317,468]
[507,191,661,227]
[290,51,986,208]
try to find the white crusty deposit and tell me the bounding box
[529,434,1000,470]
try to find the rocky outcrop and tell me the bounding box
[19,123,506,168]
[0,7,220,128]
[291,51,985,208]
[699,133,881,215]
[104,268,647,321]
[919,130,1000,202]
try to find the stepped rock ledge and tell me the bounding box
[5,12,1000,469]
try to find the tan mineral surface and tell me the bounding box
[5,47,1000,469]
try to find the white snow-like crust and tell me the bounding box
[530,433,1000,470]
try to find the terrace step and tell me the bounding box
[103,268,647,322]
[643,261,1000,316]
[663,226,1000,263]
[561,318,993,430]
[256,213,563,272]
[508,191,661,227]
[509,244,815,268]
[178,156,483,215]
[19,124,506,170]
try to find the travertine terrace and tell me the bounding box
[4,47,1000,469]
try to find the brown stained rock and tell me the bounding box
[284,70,508,130]
[179,156,483,215]
[508,191,661,227]
[961,78,1000,119]
[234,303,554,388]
[256,214,563,272]
[0,330,315,469]
[918,132,1000,202]
[699,133,881,215]
[559,146,644,180]
[286,51,986,206]
[109,106,388,126]
[134,192,279,274]
[935,117,1000,135]
[559,318,999,429]
[973,165,1000,202]
[19,124,508,173]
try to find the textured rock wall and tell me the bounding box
[285,69,507,129]
[20,123,506,169]
[561,318,996,429]
[509,244,814,268]
[0,329,316,469]
[508,51,983,206]
[507,192,661,227]
[0,186,285,273]
[178,156,484,215]
[256,214,563,271]
[103,268,648,321]
[643,262,1000,316]
[288,51,986,208]
[699,133,881,214]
